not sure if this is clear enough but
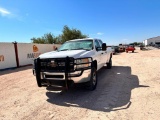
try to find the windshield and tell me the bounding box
[58,40,93,51]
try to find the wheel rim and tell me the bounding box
[92,71,96,85]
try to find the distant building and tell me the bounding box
[143,36,160,46]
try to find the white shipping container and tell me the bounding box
[0,43,17,70]
[17,43,58,66]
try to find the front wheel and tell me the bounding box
[86,67,97,91]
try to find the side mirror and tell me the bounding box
[102,43,106,51]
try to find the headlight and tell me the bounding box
[75,58,91,69]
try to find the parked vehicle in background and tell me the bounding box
[114,46,119,53]
[126,45,135,53]
[140,44,144,50]
[118,46,125,52]
[33,38,112,91]
[111,46,115,54]
[111,46,119,54]
[155,44,160,48]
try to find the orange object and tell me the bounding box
[33,45,39,52]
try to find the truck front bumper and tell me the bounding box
[33,57,93,87]
[33,69,91,84]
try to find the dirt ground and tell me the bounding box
[0,48,160,120]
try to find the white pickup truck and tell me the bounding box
[33,38,112,90]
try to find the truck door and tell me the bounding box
[95,40,103,70]
[98,40,107,66]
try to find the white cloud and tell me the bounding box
[97,32,104,35]
[0,7,11,17]
[0,7,23,21]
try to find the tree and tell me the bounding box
[31,33,57,44]
[137,42,142,45]
[31,37,46,44]
[129,42,142,46]
[61,25,88,43]
[54,35,63,44]
[43,33,56,44]
[31,25,88,44]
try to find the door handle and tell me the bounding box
[101,53,103,54]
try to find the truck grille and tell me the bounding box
[40,58,74,72]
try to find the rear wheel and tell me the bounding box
[107,58,112,69]
[86,67,97,91]
[132,51,134,53]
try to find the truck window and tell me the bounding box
[98,40,103,47]
[58,40,93,51]
[95,40,101,48]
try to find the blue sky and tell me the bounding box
[0,0,160,45]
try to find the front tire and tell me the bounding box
[86,67,97,91]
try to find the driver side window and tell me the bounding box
[98,40,103,47]
[95,40,101,48]
[95,40,102,51]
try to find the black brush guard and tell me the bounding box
[34,56,93,89]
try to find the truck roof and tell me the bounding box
[67,38,99,42]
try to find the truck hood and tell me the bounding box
[39,50,93,59]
